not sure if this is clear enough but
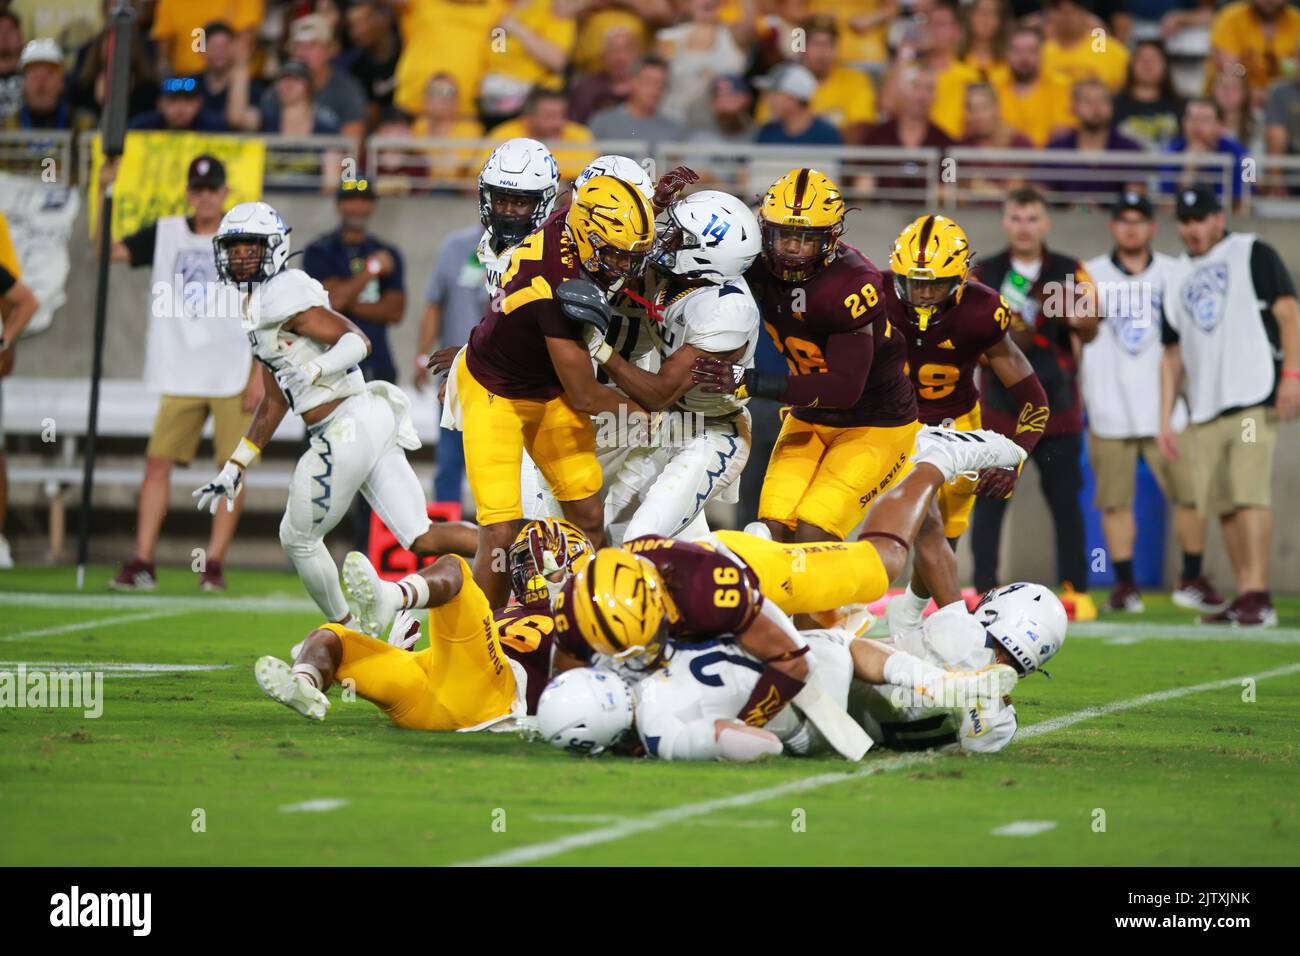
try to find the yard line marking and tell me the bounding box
[279,799,349,814]
[0,591,319,614]
[1068,623,1300,644]
[454,661,1300,868]
[991,820,1058,837]
[0,661,230,675]
[0,609,187,642]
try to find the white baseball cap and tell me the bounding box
[754,62,818,102]
[20,38,63,71]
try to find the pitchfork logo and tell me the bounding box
[1182,263,1228,334]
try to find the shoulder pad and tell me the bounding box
[247,270,330,330]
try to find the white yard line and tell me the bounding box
[0,591,318,614]
[454,661,1300,867]
[1067,623,1300,644]
[0,608,188,642]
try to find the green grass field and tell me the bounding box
[1,565,1297,867]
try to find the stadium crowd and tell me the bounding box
[3,1,1300,187]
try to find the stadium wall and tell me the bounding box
[24,199,1300,591]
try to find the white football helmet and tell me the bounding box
[478,137,559,249]
[213,201,291,286]
[652,190,761,283]
[536,668,634,756]
[574,154,655,201]
[973,583,1068,677]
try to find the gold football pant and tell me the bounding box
[712,530,891,616]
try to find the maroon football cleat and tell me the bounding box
[109,559,157,591]
[199,561,227,592]
[1106,580,1144,613]
[1200,592,1278,628]
[1173,576,1228,613]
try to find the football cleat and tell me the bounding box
[1106,581,1144,613]
[912,425,1027,483]
[109,558,157,591]
[886,591,927,636]
[341,551,403,638]
[742,521,773,541]
[254,656,329,721]
[1172,576,1228,613]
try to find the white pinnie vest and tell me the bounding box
[145,216,252,397]
[241,269,366,416]
[1164,233,1278,425]
[1081,251,1187,438]
[651,278,759,418]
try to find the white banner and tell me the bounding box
[0,172,81,337]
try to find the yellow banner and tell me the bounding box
[88,132,266,241]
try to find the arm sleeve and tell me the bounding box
[770,328,874,407]
[648,716,723,761]
[1006,373,1050,453]
[120,222,158,268]
[1250,239,1297,305]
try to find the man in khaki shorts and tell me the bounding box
[1159,186,1300,627]
[1081,192,1224,615]
[102,155,262,591]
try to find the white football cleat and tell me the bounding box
[742,521,774,541]
[341,550,403,637]
[912,426,1027,483]
[255,655,329,721]
[917,663,1018,711]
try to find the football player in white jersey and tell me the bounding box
[475,137,559,295]
[581,190,763,544]
[199,201,456,623]
[538,583,1065,760]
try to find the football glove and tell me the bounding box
[691,356,749,397]
[652,165,700,209]
[274,360,323,394]
[388,608,421,651]
[193,461,245,514]
[974,465,1020,499]
[582,324,613,365]
[556,277,612,334]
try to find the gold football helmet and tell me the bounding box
[758,168,846,282]
[566,174,656,292]
[561,548,679,667]
[890,214,972,329]
[507,518,594,606]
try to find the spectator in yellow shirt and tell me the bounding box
[1042,0,1130,92]
[485,86,594,180]
[757,16,876,142]
[960,0,1012,84]
[412,73,487,184]
[1209,0,1300,101]
[393,0,507,120]
[480,0,579,126]
[880,1,981,141]
[994,24,1075,147]
[571,0,673,75]
[152,0,261,77]
[808,0,898,71]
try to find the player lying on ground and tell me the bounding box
[200,201,474,624]
[536,581,1066,760]
[551,423,1030,758]
[253,518,593,727]
[884,214,1049,634]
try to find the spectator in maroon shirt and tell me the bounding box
[567,26,640,124]
[1045,78,1145,197]
[862,66,952,198]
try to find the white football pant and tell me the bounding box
[604,410,751,546]
[280,391,432,619]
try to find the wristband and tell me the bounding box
[592,340,613,365]
[229,436,261,470]
[1283,369,1300,382]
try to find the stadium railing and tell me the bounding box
[1247,155,1300,218]
[0,129,73,181]
[941,147,1239,210]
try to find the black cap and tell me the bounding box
[1175,185,1222,221]
[1112,190,1154,220]
[186,154,226,189]
[336,177,377,202]
[277,59,313,85]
